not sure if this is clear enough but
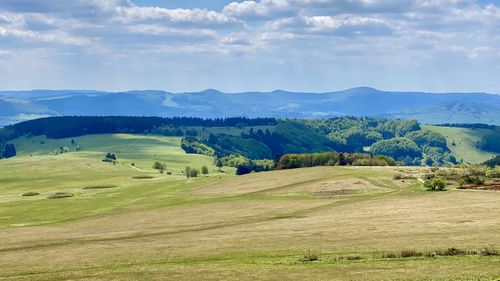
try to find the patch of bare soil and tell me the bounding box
[459,183,500,191]
[305,179,379,193]
[314,190,356,197]
[83,185,118,189]
[278,179,384,197]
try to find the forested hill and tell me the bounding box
[1,87,499,126]
[1,116,465,166]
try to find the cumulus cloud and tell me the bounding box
[221,33,253,46]
[223,0,296,19]
[0,0,500,92]
[0,0,498,56]
[114,7,238,27]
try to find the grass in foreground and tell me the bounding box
[0,134,499,280]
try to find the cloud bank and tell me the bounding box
[0,0,499,92]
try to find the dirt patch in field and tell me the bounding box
[22,192,40,197]
[131,175,154,180]
[459,183,500,191]
[47,192,74,199]
[276,178,381,195]
[83,185,118,190]
[314,190,356,197]
[306,179,378,191]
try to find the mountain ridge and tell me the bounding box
[1,87,499,127]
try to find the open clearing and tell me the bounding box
[0,134,499,280]
[425,125,497,164]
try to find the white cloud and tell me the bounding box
[0,49,15,57]
[468,46,498,59]
[223,0,295,19]
[221,33,253,46]
[1,0,500,92]
[115,7,238,27]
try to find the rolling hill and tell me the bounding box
[1,87,499,126]
[425,125,499,164]
[1,137,499,280]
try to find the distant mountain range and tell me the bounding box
[1,87,499,126]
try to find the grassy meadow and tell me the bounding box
[425,125,497,164]
[0,134,499,280]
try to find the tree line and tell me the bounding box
[6,116,278,139]
[275,152,397,170]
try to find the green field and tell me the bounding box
[424,125,497,164]
[0,134,499,280]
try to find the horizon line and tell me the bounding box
[1,86,499,95]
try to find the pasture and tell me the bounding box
[0,134,499,280]
[425,125,497,164]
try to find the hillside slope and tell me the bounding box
[1,159,499,280]
[424,125,498,164]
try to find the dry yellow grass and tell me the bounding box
[0,144,499,280]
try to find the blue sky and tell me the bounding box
[0,0,499,93]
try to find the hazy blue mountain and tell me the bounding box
[1,87,499,126]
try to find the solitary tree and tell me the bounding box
[2,144,16,158]
[215,159,223,171]
[338,153,347,166]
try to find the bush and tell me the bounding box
[462,175,485,185]
[185,166,199,178]
[236,165,251,175]
[103,152,117,163]
[300,250,320,263]
[437,247,466,256]
[480,247,498,256]
[153,161,166,173]
[399,249,424,258]
[486,167,500,178]
[424,177,446,191]
[201,166,209,175]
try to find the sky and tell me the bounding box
[0,0,499,93]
